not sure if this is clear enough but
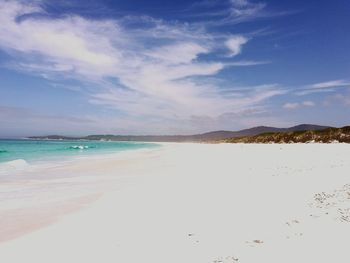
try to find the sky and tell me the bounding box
[0,0,349,137]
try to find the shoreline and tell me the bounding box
[0,145,169,243]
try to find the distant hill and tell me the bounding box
[190,124,331,141]
[29,124,331,142]
[222,126,350,144]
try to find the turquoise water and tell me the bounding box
[0,139,159,164]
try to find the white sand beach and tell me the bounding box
[1,143,350,263]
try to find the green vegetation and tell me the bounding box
[221,126,350,144]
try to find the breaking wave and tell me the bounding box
[68,145,95,150]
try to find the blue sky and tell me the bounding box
[0,0,349,137]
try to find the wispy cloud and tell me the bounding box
[296,79,350,96]
[226,60,270,66]
[229,0,267,23]
[310,80,350,89]
[188,0,294,26]
[0,0,286,133]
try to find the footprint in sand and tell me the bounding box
[245,239,264,247]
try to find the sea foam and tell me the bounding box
[0,159,29,175]
[69,145,90,150]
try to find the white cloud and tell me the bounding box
[283,101,315,109]
[302,101,315,107]
[0,2,122,80]
[225,35,248,57]
[145,42,209,65]
[283,102,299,109]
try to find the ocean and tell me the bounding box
[0,139,160,165]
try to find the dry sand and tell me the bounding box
[0,143,350,262]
